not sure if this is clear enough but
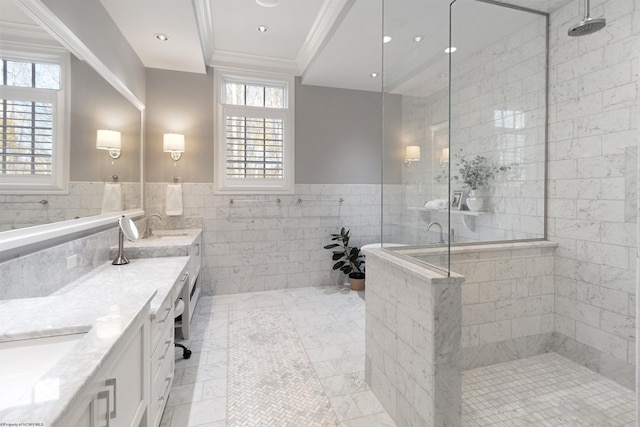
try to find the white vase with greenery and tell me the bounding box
[452,149,510,212]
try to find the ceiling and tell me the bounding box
[6,0,575,94]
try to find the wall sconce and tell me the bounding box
[163,133,185,161]
[404,145,421,166]
[440,147,449,166]
[96,130,121,159]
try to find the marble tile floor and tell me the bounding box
[160,285,396,427]
[462,353,636,426]
[159,286,635,427]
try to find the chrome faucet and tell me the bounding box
[144,213,162,238]
[427,221,445,244]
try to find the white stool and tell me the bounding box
[174,299,192,359]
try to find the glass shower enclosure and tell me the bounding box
[381,0,548,274]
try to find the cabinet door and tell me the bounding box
[94,327,146,427]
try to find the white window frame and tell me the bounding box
[0,43,69,194]
[214,67,294,195]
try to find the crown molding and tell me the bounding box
[296,0,355,75]
[192,0,214,67]
[0,20,61,46]
[210,49,299,75]
[17,0,145,111]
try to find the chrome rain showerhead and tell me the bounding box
[568,0,606,37]
[568,17,606,36]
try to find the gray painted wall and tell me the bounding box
[70,56,141,182]
[144,68,401,185]
[42,0,146,103]
[296,82,390,184]
[145,67,214,183]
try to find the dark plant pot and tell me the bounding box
[348,272,365,291]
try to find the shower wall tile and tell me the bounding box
[546,0,638,387]
[449,244,557,370]
[145,183,382,295]
[399,15,547,245]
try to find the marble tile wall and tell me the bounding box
[409,243,557,370]
[364,248,462,427]
[0,182,140,231]
[145,183,382,295]
[546,0,638,388]
[396,13,547,245]
[0,223,129,300]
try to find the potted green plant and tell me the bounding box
[452,149,511,211]
[323,227,365,290]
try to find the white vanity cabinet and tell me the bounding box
[187,235,201,324]
[148,284,177,427]
[174,234,201,340]
[56,317,149,427]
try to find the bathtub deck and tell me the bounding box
[462,352,636,426]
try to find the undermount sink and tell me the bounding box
[0,332,87,411]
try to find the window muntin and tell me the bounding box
[215,70,294,194]
[225,115,284,179]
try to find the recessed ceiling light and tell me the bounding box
[370,72,379,78]
[257,25,268,33]
[155,33,169,42]
[383,35,392,43]
[413,35,424,43]
[255,0,279,6]
[444,46,457,53]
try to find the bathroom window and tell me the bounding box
[0,45,69,194]
[214,68,294,194]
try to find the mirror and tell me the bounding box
[119,215,139,241]
[0,0,142,233]
[112,215,138,265]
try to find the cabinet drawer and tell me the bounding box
[151,293,173,352]
[151,365,173,427]
[151,352,174,423]
[151,320,173,383]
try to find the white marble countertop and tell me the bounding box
[0,256,190,426]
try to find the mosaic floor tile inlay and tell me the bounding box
[227,305,340,427]
[462,352,636,426]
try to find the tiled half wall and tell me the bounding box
[145,183,382,295]
[364,248,463,427]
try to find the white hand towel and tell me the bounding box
[165,183,183,216]
[424,199,448,210]
[101,183,123,213]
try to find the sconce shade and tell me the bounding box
[96,130,121,150]
[405,145,421,162]
[163,133,185,152]
[441,147,449,163]
[96,130,121,159]
[164,133,185,161]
